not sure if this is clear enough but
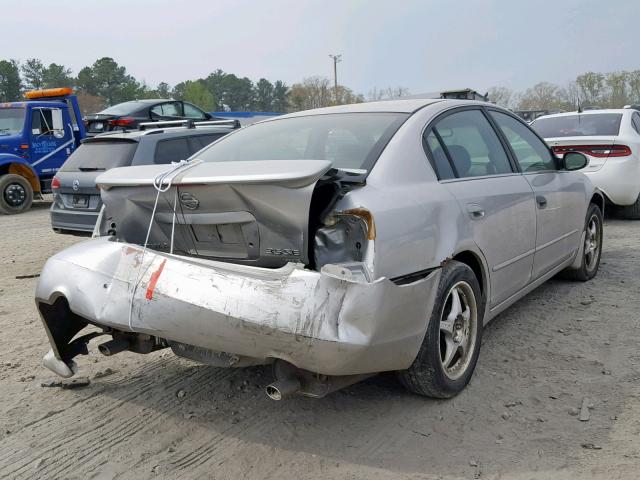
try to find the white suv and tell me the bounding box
[532,108,640,218]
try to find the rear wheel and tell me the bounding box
[618,194,640,219]
[563,203,603,281]
[0,174,33,215]
[398,260,483,398]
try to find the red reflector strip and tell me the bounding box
[145,259,167,300]
[551,144,631,158]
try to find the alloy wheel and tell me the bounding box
[439,281,478,380]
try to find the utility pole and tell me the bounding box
[329,54,342,104]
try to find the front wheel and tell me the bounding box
[398,260,484,398]
[0,174,34,214]
[562,203,603,281]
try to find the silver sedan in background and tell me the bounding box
[36,99,603,400]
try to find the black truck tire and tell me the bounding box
[0,174,34,214]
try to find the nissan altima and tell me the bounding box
[36,98,603,400]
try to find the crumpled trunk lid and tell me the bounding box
[96,160,333,267]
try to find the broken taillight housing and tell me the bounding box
[314,208,376,275]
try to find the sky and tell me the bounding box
[2,0,638,96]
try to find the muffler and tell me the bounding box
[265,377,301,400]
[98,338,130,356]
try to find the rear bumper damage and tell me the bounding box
[36,238,440,377]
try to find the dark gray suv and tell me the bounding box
[51,124,235,234]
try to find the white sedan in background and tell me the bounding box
[532,107,640,218]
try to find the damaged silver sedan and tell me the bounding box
[36,99,604,399]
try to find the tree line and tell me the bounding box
[489,70,640,111]
[0,56,404,114]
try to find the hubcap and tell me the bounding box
[4,183,26,207]
[584,214,600,270]
[439,281,478,380]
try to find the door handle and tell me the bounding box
[536,195,548,208]
[466,204,485,219]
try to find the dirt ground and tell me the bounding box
[0,199,639,480]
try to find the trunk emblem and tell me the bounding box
[72,179,80,191]
[179,192,199,210]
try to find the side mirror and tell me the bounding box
[563,151,588,171]
[204,112,212,120]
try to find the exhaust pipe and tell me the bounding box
[98,338,130,356]
[265,377,301,401]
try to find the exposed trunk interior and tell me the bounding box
[97,160,367,270]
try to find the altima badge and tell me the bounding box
[179,192,199,210]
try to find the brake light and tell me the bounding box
[51,176,61,190]
[108,117,135,127]
[552,144,632,158]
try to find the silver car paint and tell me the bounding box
[36,99,599,378]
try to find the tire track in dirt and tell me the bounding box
[32,366,230,480]
[0,358,214,478]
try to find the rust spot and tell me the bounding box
[145,259,167,300]
[339,208,376,240]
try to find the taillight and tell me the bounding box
[552,144,632,158]
[108,117,135,127]
[51,176,61,190]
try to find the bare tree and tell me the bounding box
[487,86,514,109]
[575,72,606,106]
[517,82,564,110]
[368,86,410,101]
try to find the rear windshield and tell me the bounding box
[99,101,145,116]
[196,113,409,171]
[0,108,26,135]
[61,141,138,171]
[532,114,622,138]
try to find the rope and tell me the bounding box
[127,159,202,331]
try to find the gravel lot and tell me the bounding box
[0,199,639,480]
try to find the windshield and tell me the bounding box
[0,108,26,135]
[195,112,409,171]
[61,141,138,171]
[99,102,145,116]
[532,114,622,138]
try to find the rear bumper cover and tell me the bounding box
[36,238,440,376]
[584,157,640,206]
[50,206,99,233]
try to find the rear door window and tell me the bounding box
[154,138,191,164]
[632,113,640,135]
[151,102,183,118]
[183,103,207,120]
[187,133,225,153]
[490,111,557,172]
[60,141,138,171]
[426,109,513,178]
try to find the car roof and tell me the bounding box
[535,109,629,120]
[281,98,446,117]
[82,126,233,144]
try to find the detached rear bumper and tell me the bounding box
[36,238,440,376]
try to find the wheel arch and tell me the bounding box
[590,190,605,215]
[0,156,40,193]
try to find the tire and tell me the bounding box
[562,203,603,281]
[617,194,640,219]
[0,174,34,215]
[398,260,484,398]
